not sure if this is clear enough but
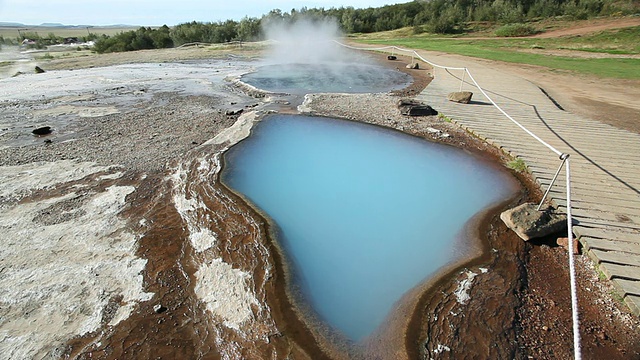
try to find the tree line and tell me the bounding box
[8,0,637,53]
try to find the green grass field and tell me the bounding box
[0,26,139,40]
[353,25,640,79]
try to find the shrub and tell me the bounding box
[428,7,464,34]
[495,23,538,37]
[507,158,528,172]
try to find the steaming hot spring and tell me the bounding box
[240,61,412,94]
[241,21,411,94]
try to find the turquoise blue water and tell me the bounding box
[221,115,516,342]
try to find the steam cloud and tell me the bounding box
[243,16,411,94]
[262,17,363,65]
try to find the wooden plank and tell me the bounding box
[454,122,640,152]
[530,164,640,184]
[549,189,639,209]
[574,218,640,231]
[574,227,640,242]
[559,188,640,203]
[451,117,640,142]
[532,167,640,185]
[581,237,640,254]
[570,208,640,226]
[625,295,640,317]
[614,278,640,296]
[600,262,640,281]
[555,199,640,216]
[589,249,640,267]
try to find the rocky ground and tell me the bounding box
[0,41,638,360]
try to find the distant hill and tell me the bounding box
[0,22,25,27]
[39,22,66,27]
[0,22,137,28]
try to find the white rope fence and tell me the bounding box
[337,41,581,360]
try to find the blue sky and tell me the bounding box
[0,0,411,26]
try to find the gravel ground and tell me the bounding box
[0,94,241,171]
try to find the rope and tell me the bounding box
[335,40,582,360]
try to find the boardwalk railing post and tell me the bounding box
[537,155,568,211]
[566,156,582,360]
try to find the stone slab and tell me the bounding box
[500,203,567,241]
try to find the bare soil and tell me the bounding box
[531,16,640,39]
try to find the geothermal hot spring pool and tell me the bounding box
[221,114,517,342]
[240,62,412,94]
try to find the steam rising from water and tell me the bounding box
[262,17,363,65]
[246,17,410,94]
[0,46,37,79]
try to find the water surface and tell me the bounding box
[240,62,411,94]
[222,115,516,341]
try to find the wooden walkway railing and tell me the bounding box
[414,54,640,316]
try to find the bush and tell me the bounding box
[93,27,173,54]
[495,23,538,37]
[428,7,464,34]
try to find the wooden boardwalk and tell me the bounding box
[414,52,640,315]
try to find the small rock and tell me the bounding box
[447,91,473,104]
[153,304,167,314]
[557,237,579,254]
[397,99,437,116]
[226,109,243,116]
[387,55,397,60]
[542,325,550,331]
[35,66,45,74]
[406,63,420,69]
[44,139,52,144]
[32,126,53,136]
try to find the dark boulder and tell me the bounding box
[387,55,397,60]
[225,109,244,116]
[35,66,45,74]
[32,126,53,136]
[397,99,438,116]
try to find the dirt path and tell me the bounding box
[532,16,640,38]
[463,58,640,134]
[495,16,640,133]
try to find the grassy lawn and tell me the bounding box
[0,26,140,40]
[352,26,640,79]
